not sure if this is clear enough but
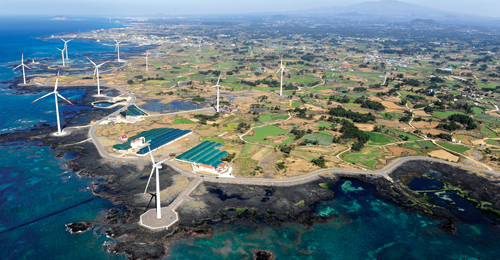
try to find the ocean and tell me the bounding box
[0,16,499,260]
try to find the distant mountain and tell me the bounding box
[299,0,496,26]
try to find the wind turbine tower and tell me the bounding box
[31,70,73,135]
[210,74,222,112]
[57,47,66,66]
[87,57,108,96]
[276,56,286,96]
[13,53,31,84]
[114,39,122,61]
[145,52,149,72]
[143,146,168,219]
[60,38,73,59]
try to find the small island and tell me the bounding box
[50,16,72,21]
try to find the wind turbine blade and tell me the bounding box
[217,74,221,85]
[210,85,216,89]
[86,56,97,66]
[60,38,65,42]
[148,145,155,165]
[143,167,155,197]
[13,64,22,70]
[67,39,73,43]
[56,48,62,51]
[275,69,281,75]
[32,92,55,103]
[54,70,60,91]
[157,158,169,164]
[57,93,73,105]
[24,64,32,70]
[97,61,108,67]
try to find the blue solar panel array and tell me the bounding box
[175,141,228,168]
[137,129,192,155]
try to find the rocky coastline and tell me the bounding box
[2,79,500,260]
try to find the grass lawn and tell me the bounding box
[314,121,332,129]
[365,132,398,145]
[244,125,289,143]
[472,107,484,115]
[404,141,423,151]
[291,102,301,107]
[271,114,289,121]
[437,142,470,153]
[173,118,196,124]
[433,111,466,118]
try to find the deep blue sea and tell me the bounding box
[1,16,500,260]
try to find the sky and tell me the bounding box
[2,0,499,18]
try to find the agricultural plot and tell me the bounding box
[365,132,398,145]
[437,142,470,153]
[243,125,290,144]
[393,131,419,141]
[173,118,196,124]
[302,133,333,145]
[344,149,384,169]
[433,111,466,118]
[314,121,332,129]
[417,140,437,149]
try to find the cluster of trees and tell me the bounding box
[194,113,220,124]
[198,70,221,76]
[339,120,370,151]
[354,97,385,111]
[328,106,376,123]
[448,114,477,130]
[293,107,308,118]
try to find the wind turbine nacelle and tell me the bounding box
[155,164,162,169]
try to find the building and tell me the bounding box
[120,134,128,141]
[176,141,229,173]
[224,106,238,112]
[131,137,145,149]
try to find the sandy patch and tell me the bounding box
[381,101,405,110]
[413,122,439,129]
[388,146,417,156]
[251,148,271,161]
[413,110,432,117]
[359,68,376,72]
[471,139,487,146]
[428,149,459,162]
[421,129,449,135]
[368,96,383,102]
[355,123,375,131]
[318,89,334,93]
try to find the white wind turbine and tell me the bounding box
[275,56,286,96]
[56,47,66,66]
[13,53,31,84]
[198,39,202,52]
[32,70,74,135]
[143,145,169,219]
[210,74,222,112]
[114,39,122,61]
[87,57,108,96]
[145,52,149,72]
[60,38,73,59]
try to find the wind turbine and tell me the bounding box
[31,70,73,135]
[210,74,222,112]
[60,38,73,59]
[87,57,108,96]
[198,39,202,52]
[145,52,149,72]
[56,47,66,66]
[13,53,31,84]
[143,145,169,220]
[114,39,122,61]
[275,56,286,96]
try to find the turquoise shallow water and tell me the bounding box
[164,179,500,259]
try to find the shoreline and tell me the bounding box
[2,47,500,260]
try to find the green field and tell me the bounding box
[173,118,196,124]
[244,125,289,143]
[481,126,498,138]
[394,131,419,141]
[344,149,383,169]
[433,111,467,118]
[260,115,271,122]
[472,107,484,115]
[417,140,437,148]
[302,133,333,145]
[314,121,332,129]
[404,141,423,151]
[486,140,498,146]
[240,144,259,157]
[365,132,398,145]
[437,142,470,153]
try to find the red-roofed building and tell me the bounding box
[217,163,228,171]
[120,134,128,141]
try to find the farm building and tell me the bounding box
[175,141,229,173]
[120,105,148,118]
